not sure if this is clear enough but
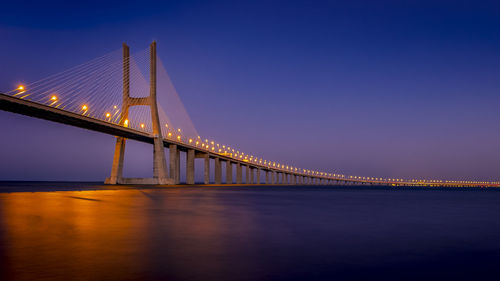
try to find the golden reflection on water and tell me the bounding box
[0,189,257,281]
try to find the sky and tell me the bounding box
[1,0,500,182]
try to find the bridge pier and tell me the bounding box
[169,144,180,184]
[204,155,210,184]
[226,161,233,184]
[249,167,254,184]
[236,163,242,184]
[245,165,250,184]
[256,168,261,184]
[186,149,195,184]
[215,158,222,184]
[265,170,270,184]
[107,137,126,184]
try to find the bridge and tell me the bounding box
[1,42,497,188]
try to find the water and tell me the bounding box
[1,182,500,281]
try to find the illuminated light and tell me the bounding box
[82,105,88,111]
[168,132,172,137]
[50,95,58,101]
[124,119,129,127]
[177,128,181,132]
[140,123,145,129]
[177,136,181,141]
[17,85,25,91]
[195,141,199,145]
[105,112,111,118]
[165,124,168,128]
[189,139,193,143]
[113,105,117,109]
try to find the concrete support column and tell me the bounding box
[245,165,251,184]
[249,167,254,184]
[186,149,195,184]
[214,158,222,184]
[226,161,232,184]
[108,137,126,184]
[204,155,210,184]
[169,144,180,184]
[291,174,296,185]
[150,42,169,184]
[256,169,261,184]
[236,163,242,184]
[265,171,270,184]
[273,171,278,184]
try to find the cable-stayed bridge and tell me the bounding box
[0,42,497,187]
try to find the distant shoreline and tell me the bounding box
[0,181,498,194]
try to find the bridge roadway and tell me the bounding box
[1,93,497,187]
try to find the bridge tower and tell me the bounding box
[105,42,172,185]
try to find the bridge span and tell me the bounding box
[1,42,498,188]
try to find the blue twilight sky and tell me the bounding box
[1,0,500,181]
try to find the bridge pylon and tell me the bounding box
[105,42,172,185]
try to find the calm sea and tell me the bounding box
[1,182,500,281]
